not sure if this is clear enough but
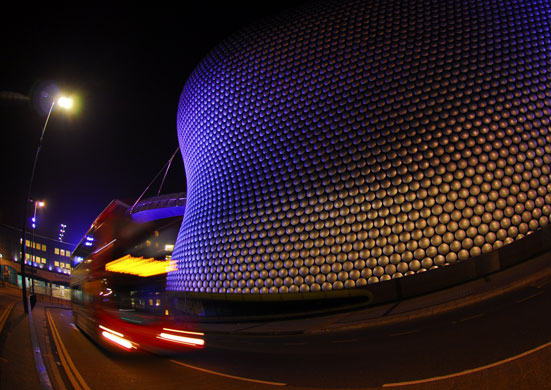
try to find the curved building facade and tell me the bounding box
[167,0,551,294]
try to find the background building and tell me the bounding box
[0,223,74,297]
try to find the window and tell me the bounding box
[26,253,30,260]
[54,261,59,267]
[54,248,59,255]
[42,244,47,251]
[60,249,65,256]
[42,258,46,264]
[26,240,30,247]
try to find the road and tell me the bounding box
[39,275,551,390]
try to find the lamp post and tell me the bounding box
[30,200,45,293]
[20,94,73,313]
[0,253,4,287]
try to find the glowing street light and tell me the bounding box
[31,200,45,229]
[20,93,75,313]
[57,96,73,109]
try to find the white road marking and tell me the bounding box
[383,341,551,387]
[170,359,287,386]
[389,329,419,337]
[331,338,358,343]
[458,313,485,322]
[515,290,545,303]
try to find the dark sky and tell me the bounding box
[0,4,304,245]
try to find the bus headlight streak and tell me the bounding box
[101,331,134,350]
[158,332,205,347]
[99,325,124,338]
[162,328,204,336]
[98,325,136,350]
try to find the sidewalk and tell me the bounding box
[193,250,551,335]
[0,285,42,390]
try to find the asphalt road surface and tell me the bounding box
[42,276,551,390]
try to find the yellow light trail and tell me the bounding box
[105,254,177,277]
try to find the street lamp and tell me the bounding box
[0,253,4,287]
[31,200,45,229]
[30,200,45,293]
[20,94,73,313]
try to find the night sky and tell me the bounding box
[0,4,305,245]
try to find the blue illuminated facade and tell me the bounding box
[168,0,551,294]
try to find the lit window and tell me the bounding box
[60,249,65,256]
[42,244,47,251]
[26,240,30,247]
[54,261,59,267]
[165,244,174,252]
[42,258,46,264]
[26,253,30,260]
[54,248,59,255]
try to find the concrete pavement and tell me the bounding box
[193,251,551,336]
[0,285,42,390]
